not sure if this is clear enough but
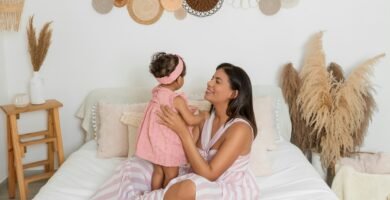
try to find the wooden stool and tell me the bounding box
[0,99,64,200]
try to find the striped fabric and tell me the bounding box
[91,112,260,199]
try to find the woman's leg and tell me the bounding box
[162,166,179,188]
[163,180,195,200]
[151,164,164,190]
[90,157,154,200]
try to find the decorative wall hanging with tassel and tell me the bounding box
[0,0,24,31]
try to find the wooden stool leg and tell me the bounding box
[9,115,27,200]
[52,108,64,166]
[47,110,55,172]
[6,116,16,198]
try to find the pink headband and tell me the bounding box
[156,56,184,84]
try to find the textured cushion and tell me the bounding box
[250,96,277,176]
[253,96,278,151]
[120,100,210,158]
[120,111,150,158]
[97,102,147,158]
[338,152,390,174]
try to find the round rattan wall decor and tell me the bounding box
[114,0,128,7]
[127,0,163,25]
[183,0,224,17]
[92,0,114,14]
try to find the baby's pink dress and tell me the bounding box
[135,86,190,167]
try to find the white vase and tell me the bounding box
[29,71,45,104]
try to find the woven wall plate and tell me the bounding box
[183,0,224,17]
[174,7,187,20]
[161,0,183,12]
[127,0,163,25]
[114,0,128,7]
[258,0,281,16]
[92,0,114,14]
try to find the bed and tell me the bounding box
[33,85,338,200]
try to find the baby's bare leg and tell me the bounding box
[151,164,164,190]
[162,166,179,188]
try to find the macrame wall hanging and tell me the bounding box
[0,0,25,31]
[91,0,300,25]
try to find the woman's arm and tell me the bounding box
[158,105,252,181]
[173,96,206,126]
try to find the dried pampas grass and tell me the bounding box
[321,54,384,167]
[281,63,310,154]
[280,31,385,169]
[27,15,52,72]
[328,62,344,83]
[297,32,332,138]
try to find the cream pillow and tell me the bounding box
[121,100,210,157]
[249,96,278,176]
[253,96,278,150]
[97,102,147,158]
[121,110,146,157]
[250,139,272,176]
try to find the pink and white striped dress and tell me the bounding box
[91,112,260,200]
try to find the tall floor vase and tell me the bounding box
[29,71,45,104]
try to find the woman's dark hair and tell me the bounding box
[149,52,186,79]
[213,63,258,138]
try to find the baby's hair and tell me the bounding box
[149,52,186,79]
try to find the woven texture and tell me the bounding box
[0,0,24,31]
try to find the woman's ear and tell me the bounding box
[230,90,238,99]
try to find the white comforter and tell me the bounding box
[34,141,337,200]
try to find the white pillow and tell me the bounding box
[253,96,278,150]
[249,96,277,176]
[97,102,147,158]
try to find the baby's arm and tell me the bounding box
[173,96,205,126]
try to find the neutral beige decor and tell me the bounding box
[113,0,127,8]
[127,0,163,25]
[299,32,385,169]
[281,32,385,171]
[174,7,187,20]
[27,16,52,72]
[280,63,312,154]
[161,0,183,12]
[92,0,114,14]
[258,0,281,16]
[0,0,24,31]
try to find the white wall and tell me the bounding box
[0,0,389,182]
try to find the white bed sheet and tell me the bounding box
[34,141,338,200]
[256,142,338,200]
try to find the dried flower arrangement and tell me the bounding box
[280,32,385,173]
[27,15,52,72]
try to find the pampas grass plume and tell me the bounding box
[27,15,52,72]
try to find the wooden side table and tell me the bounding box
[0,99,64,200]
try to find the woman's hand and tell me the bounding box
[158,105,189,138]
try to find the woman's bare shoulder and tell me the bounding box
[225,121,253,141]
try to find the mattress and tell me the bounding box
[33,140,338,200]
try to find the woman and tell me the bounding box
[91,63,260,200]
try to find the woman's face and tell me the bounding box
[205,69,235,104]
